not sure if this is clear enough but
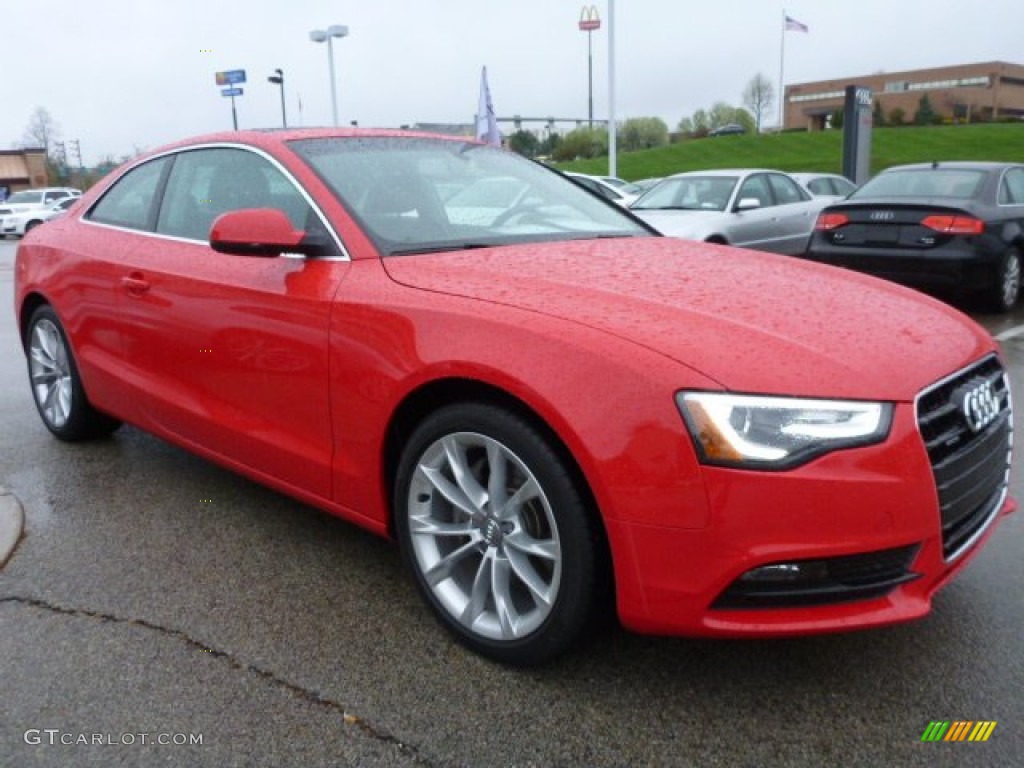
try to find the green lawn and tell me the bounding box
[559,123,1024,180]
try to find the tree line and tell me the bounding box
[510,72,776,161]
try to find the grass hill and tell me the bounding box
[559,123,1024,180]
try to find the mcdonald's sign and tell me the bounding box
[579,5,601,31]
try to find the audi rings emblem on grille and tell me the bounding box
[961,380,1000,433]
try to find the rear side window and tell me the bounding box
[88,158,170,231]
[831,177,857,196]
[999,168,1024,205]
[768,174,807,204]
[807,178,832,195]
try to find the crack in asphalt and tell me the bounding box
[1,594,439,767]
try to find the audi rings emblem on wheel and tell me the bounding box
[407,431,562,641]
[394,403,600,665]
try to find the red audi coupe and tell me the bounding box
[14,130,1015,665]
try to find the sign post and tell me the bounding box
[215,70,247,130]
[842,85,873,185]
[578,6,601,129]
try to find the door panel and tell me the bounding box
[121,147,348,498]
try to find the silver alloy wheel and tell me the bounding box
[29,318,73,429]
[1003,251,1020,308]
[407,432,562,641]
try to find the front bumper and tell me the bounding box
[607,401,1015,637]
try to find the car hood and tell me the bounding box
[628,209,730,239]
[382,238,993,401]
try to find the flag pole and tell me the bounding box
[778,9,786,129]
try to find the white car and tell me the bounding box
[0,196,77,237]
[629,169,831,254]
[565,172,639,207]
[791,172,857,200]
[0,186,78,213]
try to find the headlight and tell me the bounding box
[677,392,892,469]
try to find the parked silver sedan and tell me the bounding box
[630,169,831,254]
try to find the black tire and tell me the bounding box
[24,220,42,234]
[394,402,601,666]
[25,305,122,441]
[987,248,1021,313]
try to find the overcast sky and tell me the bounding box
[5,0,1021,165]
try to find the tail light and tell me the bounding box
[815,212,849,231]
[920,215,984,235]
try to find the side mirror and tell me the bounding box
[209,208,307,257]
[735,197,762,211]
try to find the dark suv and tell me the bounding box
[709,123,746,137]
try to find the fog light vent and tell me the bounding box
[712,544,920,609]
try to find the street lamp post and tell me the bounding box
[608,0,617,178]
[267,68,287,128]
[309,25,349,127]
[578,6,601,129]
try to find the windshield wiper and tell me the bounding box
[388,242,498,256]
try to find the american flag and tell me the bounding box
[785,15,809,33]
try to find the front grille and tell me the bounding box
[916,356,1013,560]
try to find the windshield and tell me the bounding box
[852,169,986,199]
[632,176,738,212]
[6,191,43,204]
[289,137,650,255]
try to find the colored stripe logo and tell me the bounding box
[921,721,997,742]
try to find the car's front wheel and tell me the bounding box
[988,247,1021,313]
[26,305,122,441]
[394,403,602,665]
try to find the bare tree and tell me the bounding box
[742,74,775,133]
[23,107,60,154]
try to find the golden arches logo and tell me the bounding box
[579,5,601,31]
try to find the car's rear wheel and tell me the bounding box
[394,403,601,665]
[988,248,1021,313]
[26,305,122,441]
[24,220,42,234]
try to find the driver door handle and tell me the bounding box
[121,273,150,296]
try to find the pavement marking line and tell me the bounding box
[994,323,1024,342]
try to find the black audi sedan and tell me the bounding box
[803,162,1024,312]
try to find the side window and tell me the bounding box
[1003,168,1024,205]
[832,177,856,196]
[737,174,771,207]
[156,148,314,241]
[87,157,170,231]
[807,178,831,196]
[44,191,63,203]
[768,174,806,205]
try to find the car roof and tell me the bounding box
[791,172,845,180]
[881,161,1019,173]
[667,168,780,179]
[119,128,481,171]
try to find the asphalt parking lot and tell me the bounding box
[1,236,1022,767]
